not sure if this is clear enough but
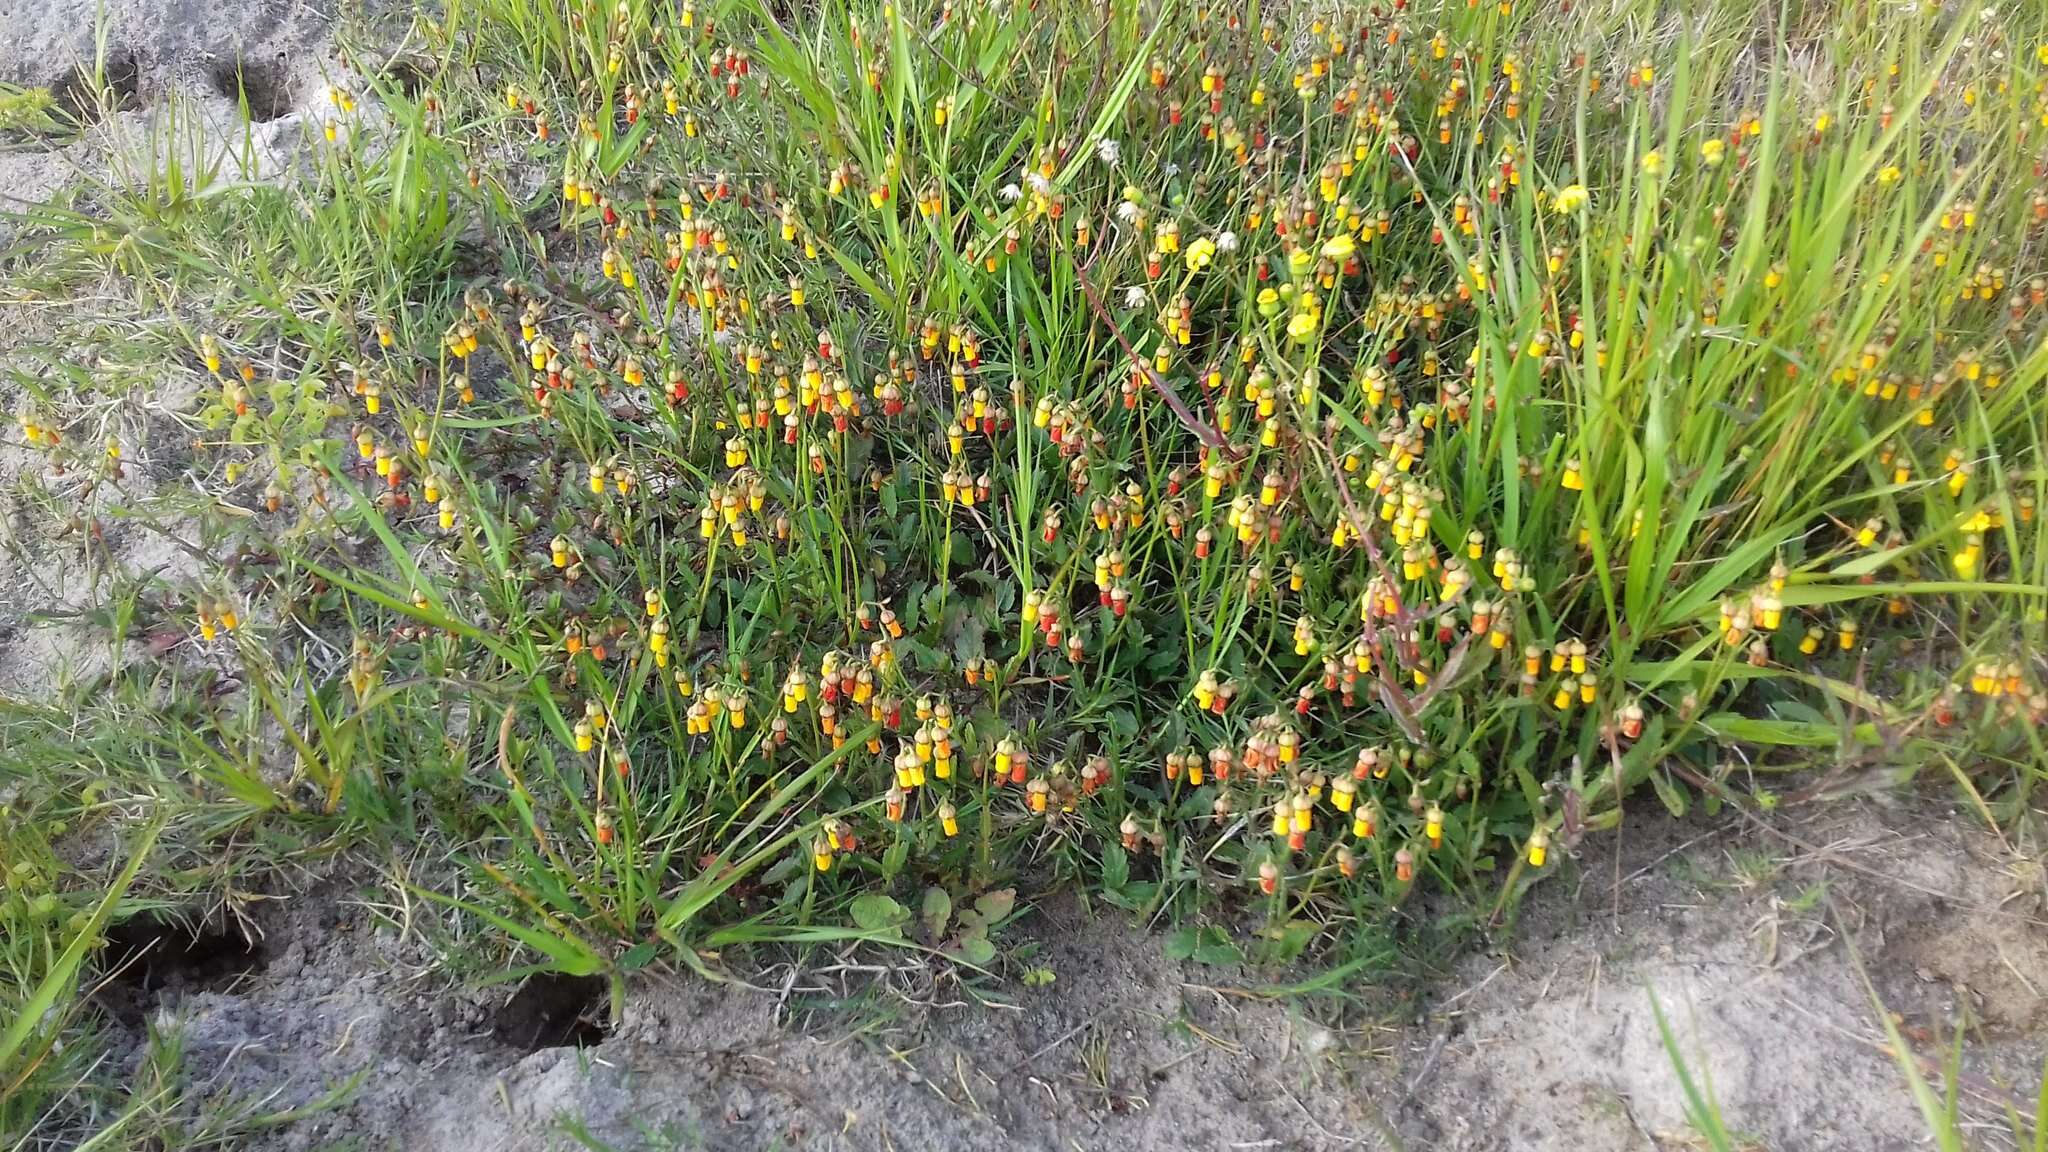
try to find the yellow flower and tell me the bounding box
[1640,150,1665,176]
[1876,165,1901,185]
[1551,184,1588,213]
[1287,311,1319,343]
[1183,236,1217,272]
[1319,233,1355,260]
[1698,138,1725,166]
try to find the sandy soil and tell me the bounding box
[0,0,340,205]
[55,796,2041,1152]
[1404,803,2046,1151]
[5,5,2045,1150]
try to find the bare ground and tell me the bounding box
[1401,800,2046,1151]
[43,795,2036,1152]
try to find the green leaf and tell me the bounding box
[881,835,910,879]
[1167,925,1239,966]
[1648,981,1738,1150]
[1102,882,1158,911]
[1193,931,1241,967]
[1257,919,1320,965]
[952,936,997,967]
[619,941,658,971]
[1701,712,1868,748]
[921,887,952,941]
[973,888,1016,925]
[850,893,908,932]
[1102,844,1130,892]
[1649,768,1691,819]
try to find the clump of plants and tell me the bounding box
[6,0,2046,1001]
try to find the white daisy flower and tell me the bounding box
[1114,199,1141,223]
[1215,231,1238,252]
[1096,138,1121,165]
[1025,171,1052,195]
[1122,286,1149,309]
[999,184,1023,202]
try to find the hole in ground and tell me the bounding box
[381,59,430,100]
[54,52,142,124]
[95,912,265,1025]
[493,973,610,1052]
[207,56,293,122]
